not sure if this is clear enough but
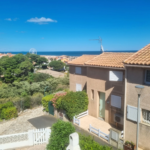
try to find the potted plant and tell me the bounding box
[124,141,135,150]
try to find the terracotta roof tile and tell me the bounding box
[85,52,134,68]
[124,44,150,65]
[68,55,97,65]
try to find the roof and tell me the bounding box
[85,52,134,68]
[68,55,97,65]
[124,44,150,65]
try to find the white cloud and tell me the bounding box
[27,17,57,24]
[13,18,18,21]
[5,18,12,21]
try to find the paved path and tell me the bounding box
[37,69,65,78]
[1,106,45,135]
[28,115,58,128]
[16,144,47,150]
[79,115,112,134]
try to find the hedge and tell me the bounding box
[79,134,112,150]
[46,120,111,150]
[47,120,75,150]
[61,91,88,120]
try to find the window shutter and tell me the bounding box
[76,84,82,91]
[111,95,121,108]
[127,105,140,122]
[109,71,123,81]
[75,67,81,74]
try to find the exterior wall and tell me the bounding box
[69,65,125,129]
[69,65,87,92]
[87,67,125,129]
[125,67,150,149]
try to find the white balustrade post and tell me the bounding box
[73,116,75,124]
[28,130,34,146]
[89,124,91,132]
[78,119,80,126]
[98,129,100,137]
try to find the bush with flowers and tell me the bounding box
[51,92,67,109]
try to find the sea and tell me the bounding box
[0,50,137,56]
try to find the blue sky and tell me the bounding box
[0,0,150,52]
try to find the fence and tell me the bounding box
[73,110,88,126]
[75,110,88,119]
[0,128,51,150]
[73,117,80,126]
[89,124,109,141]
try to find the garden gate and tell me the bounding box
[48,101,54,115]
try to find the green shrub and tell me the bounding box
[79,134,112,150]
[1,107,17,120]
[47,120,75,150]
[30,93,43,107]
[0,101,13,109]
[61,91,88,120]
[0,101,14,114]
[23,96,31,109]
[42,94,54,112]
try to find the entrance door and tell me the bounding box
[99,92,105,119]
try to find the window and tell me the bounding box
[142,109,150,123]
[75,67,81,74]
[145,70,150,84]
[91,89,94,100]
[111,95,121,108]
[109,71,123,81]
[76,83,82,91]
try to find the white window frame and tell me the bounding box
[145,70,150,85]
[142,109,150,124]
[111,95,122,109]
[109,71,123,81]
[75,67,81,74]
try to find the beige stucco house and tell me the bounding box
[69,44,150,149]
[68,53,133,130]
[123,44,150,149]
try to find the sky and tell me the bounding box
[0,0,150,52]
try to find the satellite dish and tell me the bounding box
[29,48,37,54]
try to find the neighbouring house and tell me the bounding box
[68,53,133,130]
[123,44,150,149]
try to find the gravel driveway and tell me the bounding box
[1,106,45,135]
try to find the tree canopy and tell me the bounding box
[49,60,65,71]
[0,53,49,83]
[0,54,33,83]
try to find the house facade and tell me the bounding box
[69,53,133,130]
[69,44,150,149]
[123,44,150,149]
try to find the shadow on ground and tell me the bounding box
[28,115,57,128]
